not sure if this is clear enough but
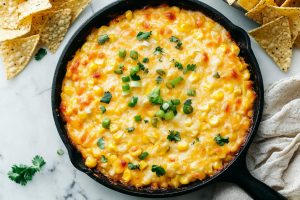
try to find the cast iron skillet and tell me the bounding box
[51,0,286,199]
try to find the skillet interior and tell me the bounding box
[51,0,264,197]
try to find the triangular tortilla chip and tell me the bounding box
[0,0,19,29]
[249,17,292,71]
[52,0,90,23]
[0,34,40,80]
[262,6,300,43]
[0,17,32,42]
[227,0,237,5]
[295,35,300,47]
[18,0,52,21]
[246,0,276,24]
[281,0,300,7]
[40,9,71,53]
[237,0,260,11]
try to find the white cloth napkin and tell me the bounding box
[213,75,300,200]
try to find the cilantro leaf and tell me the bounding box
[100,92,112,104]
[34,48,47,61]
[138,152,149,160]
[128,162,140,170]
[167,130,181,142]
[151,165,166,177]
[97,138,105,149]
[8,155,46,186]
[154,46,164,55]
[100,155,108,163]
[214,134,229,146]
[137,31,152,40]
[156,76,163,84]
[184,64,196,74]
[174,61,183,70]
[169,36,182,49]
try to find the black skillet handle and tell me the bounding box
[222,156,287,200]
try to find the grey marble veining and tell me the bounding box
[0,1,299,200]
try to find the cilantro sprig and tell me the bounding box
[8,155,46,186]
[167,130,181,142]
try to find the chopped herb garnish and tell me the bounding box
[57,149,64,156]
[156,76,163,84]
[8,155,46,186]
[174,61,183,70]
[171,99,181,105]
[138,152,149,160]
[164,111,175,120]
[97,138,105,149]
[98,34,109,45]
[137,31,152,40]
[126,127,135,132]
[143,57,149,63]
[130,74,141,81]
[102,118,110,129]
[187,89,196,96]
[118,48,127,58]
[114,64,124,75]
[151,165,166,177]
[144,119,149,123]
[214,134,229,146]
[184,64,196,74]
[122,83,131,92]
[151,117,159,127]
[134,115,142,122]
[100,155,108,163]
[167,130,181,142]
[122,76,130,82]
[35,48,47,61]
[166,76,184,89]
[183,99,193,114]
[128,96,138,107]
[213,72,220,79]
[100,106,106,114]
[169,36,182,49]
[130,81,142,88]
[128,162,140,170]
[100,91,112,104]
[130,65,140,77]
[155,110,165,118]
[130,50,138,60]
[156,69,166,76]
[154,46,164,55]
[148,88,163,105]
[162,102,170,111]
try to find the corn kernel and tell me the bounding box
[209,116,220,126]
[130,147,142,157]
[139,160,148,170]
[114,161,124,174]
[198,104,210,112]
[213,160,222,169]
[110,34,117,42]
[125,10,133,20]
[179,176,189,185]
[122,168,131,182]
[224,84,234,92]
[109,154,118,162]
[177,141,188,151]
[184,118,192,127]
[113,131,123,141]
[188,73,200,83]
[92,148,102,158]
[243,70,250,80]
[212,91,224,100]
[89,63,98,73]
[93,86,103,96]
[88,79,95,87]
[108,143,117,151]
[110,124,119,133]
[78,112,88,120]
[142,135,150,144]
[63,86,73,95]
[85,156,97,168]
[233,87,242,96]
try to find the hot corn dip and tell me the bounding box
[60,5,256,189]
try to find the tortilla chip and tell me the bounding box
[249,17,292,71]
[0,17,32,42]
[246,0,276,24]
[262,6,300,44]
[237,0,260,11]
[18,0,52,21]
[52,0,90,23]
[28,13,50,35]
[227,0,237,5]
[282,0,300,7]
[0,0,19,29]
[40,9,71,53]
[0,34,40,80]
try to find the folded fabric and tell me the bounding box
[213,75,300,200]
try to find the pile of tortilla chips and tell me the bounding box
[0,0,90,80]
[227,0,300,72]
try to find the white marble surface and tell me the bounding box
[0,1,299,200]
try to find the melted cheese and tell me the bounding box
[60,6,256,189]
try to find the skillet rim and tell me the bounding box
[51,0,264,197]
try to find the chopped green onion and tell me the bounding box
[130,74,141,81]
[97,138,105,149]
[137,31,152,40]
[100,155,108,163]
[128,96,138,107]
[166,76,184,89]
[174,61,183,70]
[214,134,229,146]
[156,76,163,84]
[156,69,166,76]
[144,119,149,123]
[148,88,163,105]
[213,72,220,79]
[138,152,149,160]
[122,76,130,82]
[122,90,131,96]
[167,130,181,142]
[151,165,166,177]
[164,111,175,120]
[57,149,64,156]
[122,83,131,92]
[184,64,196,74]
[100,91,112,104]
[130,50,138,60]
[143,57,149,63]
[130,81,142,88]
[126,127,135,132]
[187,89,196,96]
[118,48,127,58]
[155,110,165,118]
[114,64,124,75]
[154,46,164,55]
[162,102,170,111]
[100,106,106,114]
[183,99,193,114]
[151,117,159,127]
[171,99,180,105]
[128,162,140,170]
[134,115,142,122]
[102,118,111,129]
[98,34,109,45]
[130,65,140,76]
